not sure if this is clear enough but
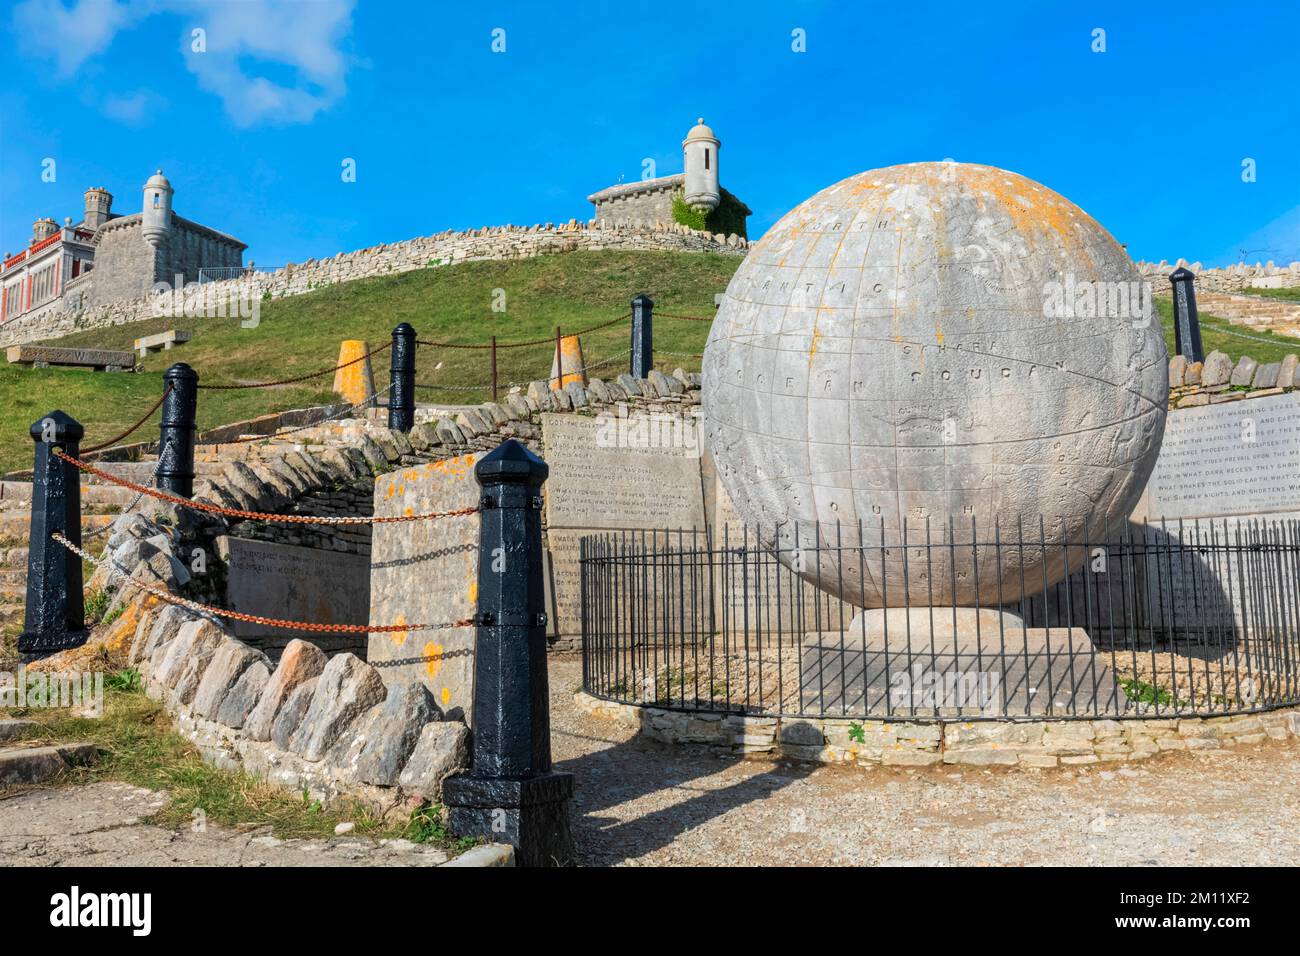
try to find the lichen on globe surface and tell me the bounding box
[702,161,1168,606]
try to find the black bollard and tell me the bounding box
[630,293,653,379]
[157,362,198,497]
[443,439,575,866]
[389,322,416,433]
[1169,268,1205,364]
[19,411,88,653]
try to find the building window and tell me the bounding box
[153,193,160,208]
[705,149,710,170]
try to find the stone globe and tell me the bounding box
[702,162,1168,607]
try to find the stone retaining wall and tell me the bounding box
[1138,259,1300,294]
[0,220,747,349]
[1167,349,1299,408]
[575,691,1300,769]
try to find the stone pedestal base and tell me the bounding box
[847,607,1026,643]
[443,771,576,867]
[804,607,1108,716]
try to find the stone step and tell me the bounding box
[0,743,98,787]
[0,513,115,544]
[0,480,138,507]
[78,460,226,485]
[0,720,37,743]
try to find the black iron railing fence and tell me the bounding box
[579,517,1300,721]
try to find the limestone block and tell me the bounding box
[348,682,439,786]
[191,640,265,720]
[1200,350,1234,387]
[213,660,270,729]
[153,619,224,688]
[270,677,319,750]
[1229,356,1258,386]
[289,653,387,761]
[138,605,193,665]
[245,639,329,741]
[398,722,470,800]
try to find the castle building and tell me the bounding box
[587,118,751,238]
[0,170,247,326]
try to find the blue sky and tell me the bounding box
[1,0,1297,268]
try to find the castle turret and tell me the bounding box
[83,186,112,229]
[31,217,58,244]
[141,169,173,248]
[682,118,720,211]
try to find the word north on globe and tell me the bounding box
[702,161,1169,607]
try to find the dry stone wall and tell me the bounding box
[1137,259,1300,294]
[0,221,748,349]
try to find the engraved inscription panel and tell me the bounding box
[541,413,706,531]
[1144,392,1300,519]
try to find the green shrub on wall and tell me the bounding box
[671,192,708,231]
[671,189,749,238]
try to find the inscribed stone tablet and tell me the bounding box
[540,412,706,530]
[225,537,369,644]
[1143,392,1300,519]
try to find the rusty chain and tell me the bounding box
[52,532,471,635]
[53,449,479,526]
[415,312,630,351]
[196,341,391,390]
[82,384,173,453]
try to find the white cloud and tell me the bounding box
[182,0,355,126]
[12,0,142,76]
[11,0,355,126]
[102,89,160,125]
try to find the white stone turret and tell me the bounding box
[141,169,173,248]
[682,118,720,211]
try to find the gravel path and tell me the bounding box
[549,654,1300,866]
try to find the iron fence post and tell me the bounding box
[389,322,416,432]
[1169,268,1205,364]
[443,438,575,866]
[157,362,198,497]
[19,411,88,654]
[630,293,653,378]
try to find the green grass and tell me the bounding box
[1242,285,1300,303]
[0,250,735,475]
[1156,296,1299,365]
[0,676,469,846]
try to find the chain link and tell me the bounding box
[52,532,471,635]
[83,384,173,453]
[197,341,391,390]
[53,449,479,526]
[205,382,394,446]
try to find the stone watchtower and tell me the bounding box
[141,169,174,249]
[83,187,113,229]
[682,118,721,212]
[587,117,750,237]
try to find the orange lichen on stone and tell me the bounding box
[332,340,376,406]
[26,595,158,673]
[550,334,586,390]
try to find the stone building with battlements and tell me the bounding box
[0,169,246,328]
[588,118,752,238]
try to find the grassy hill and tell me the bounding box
[2,246,1295,476]
[0,250,735,474]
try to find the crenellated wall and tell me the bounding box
[0,220,748,349]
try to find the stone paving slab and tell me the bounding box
[0,782,460,867]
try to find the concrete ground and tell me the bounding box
[549,655,1300,866]
[3,652,1297,867]
[0,782,452,867]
